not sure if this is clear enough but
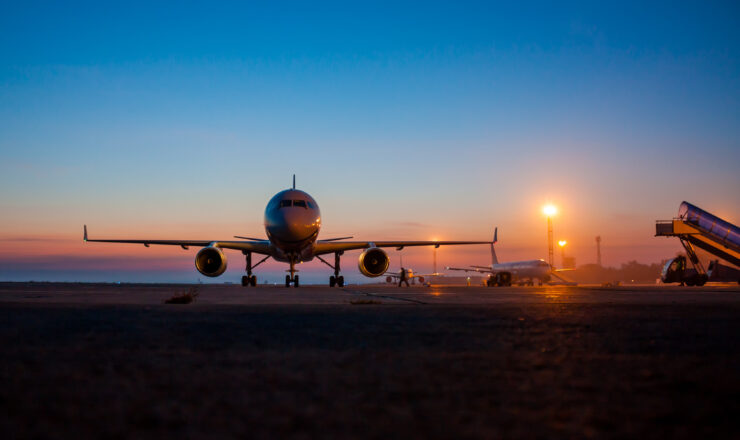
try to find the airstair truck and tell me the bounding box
[656,202,740,285]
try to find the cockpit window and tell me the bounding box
[280,200,292,208]
[293,200,307,208]
[306,201,314,209]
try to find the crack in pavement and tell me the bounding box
[340,288,427,305]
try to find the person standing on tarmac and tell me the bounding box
[398,267,410,287]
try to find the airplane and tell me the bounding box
[384,268,442,285]
[446,228,572,286]
[384,255,442,285]
[84,176,491,288]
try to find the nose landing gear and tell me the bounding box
[284,257,300,287]
[285,274,299,287]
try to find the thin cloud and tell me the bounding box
[0,237,73,242]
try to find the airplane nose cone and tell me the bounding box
[263,189,321,248]
[267,210,315,242]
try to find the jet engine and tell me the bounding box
[195,246,227,277]
[417,276,425,284]
[358,248,390,277]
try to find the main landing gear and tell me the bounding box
[241,275,257,287]
[317,252,344,287]
[241,251,269,287]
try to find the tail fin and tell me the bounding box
[83,225,88,242]
[490,227,499,265]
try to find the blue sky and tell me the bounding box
[1,1,739,282]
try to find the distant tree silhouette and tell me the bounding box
[570,261,662,284]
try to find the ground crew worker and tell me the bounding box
[399,268,410,287]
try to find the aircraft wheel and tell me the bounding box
[250,275,257,286]
[329,276,336,287]
[337,276,344,287]
[294,275,300,287]
[696,274,708,287]
[241,276,249,287]
[285,275,291,287]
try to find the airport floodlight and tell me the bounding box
[558,240,567,247]
[542,204,558,268]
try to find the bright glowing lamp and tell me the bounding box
[558,240,567,247]
[543,204,557,217]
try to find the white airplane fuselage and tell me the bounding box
[491,259,552,282]
[263,189,322,262]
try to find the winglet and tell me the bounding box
[83,225,88,242]
[493,227,498,244]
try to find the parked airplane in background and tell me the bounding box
[447,228,571,286]
[84,177,491,287]
[384,256,442,286]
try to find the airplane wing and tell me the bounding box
[445,266,494,274]
[313,240,490,256]
[83,226,272,254]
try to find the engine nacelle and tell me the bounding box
[195,246,227,277]
[358,248,390,277]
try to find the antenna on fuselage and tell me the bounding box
[292,174,295,189]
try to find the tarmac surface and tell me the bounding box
[1,282,739,439]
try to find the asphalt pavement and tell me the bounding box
[1,282,738,439]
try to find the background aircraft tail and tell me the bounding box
[490,227,499,265]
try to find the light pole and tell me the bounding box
[558,240,567,269]
[433,246,437,274]
[543,204,557,268]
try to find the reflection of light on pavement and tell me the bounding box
[429,290,442,296]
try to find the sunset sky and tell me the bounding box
[1,1,739,283]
